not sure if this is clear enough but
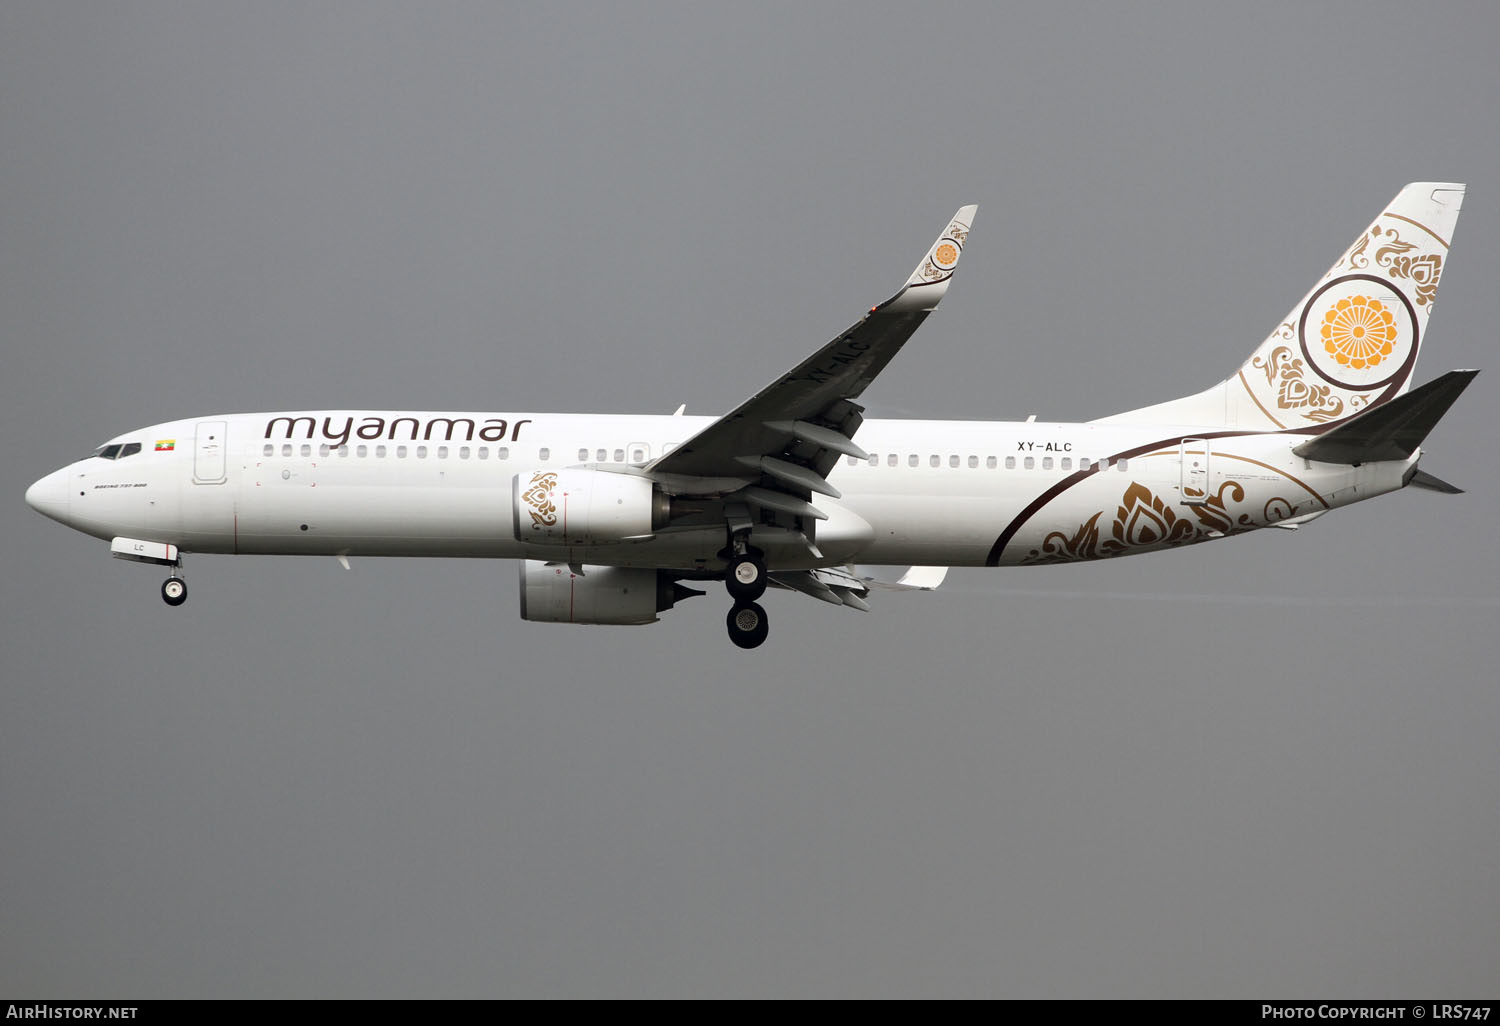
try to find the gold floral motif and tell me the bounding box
[1264,497,1301,523]
[1101,482,1198,554]
[1346,224,1416,270]
[1386,252,1442,306]
[1372,229,1418,267]
[1024,512,1103,564]
[1252,345,1345,422]
[1025,480,1251,564]
[1343,224,1440,305]
[921,259,945,282]
[1185,480,1253,535]
[1321,296,1398,370]
[522,471,559,528]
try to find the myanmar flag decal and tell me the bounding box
[155,440,176,451]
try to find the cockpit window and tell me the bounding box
[90,441,143,460]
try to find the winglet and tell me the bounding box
[862,565,950,591]
[890,205,978,311]
[896,565,949,590]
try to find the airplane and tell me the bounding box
[25,183,1475,649]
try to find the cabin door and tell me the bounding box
[194,421,228,484]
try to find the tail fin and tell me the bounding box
[1098,183,1465,429]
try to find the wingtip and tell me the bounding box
[899,207,978,296]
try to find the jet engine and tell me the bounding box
[512,468,669,545]
[518,561,702,625]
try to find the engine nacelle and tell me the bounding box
[518,561,700,625]
[512,468,668,545]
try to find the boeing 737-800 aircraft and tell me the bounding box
[26,184,1475,649]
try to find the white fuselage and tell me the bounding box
[26,410,1414,571]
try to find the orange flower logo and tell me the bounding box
[1320,296,1398,370]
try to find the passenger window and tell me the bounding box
[498,447,509,460]
[908,454,919,467]
[263,444,274,457]
[949,455,959,468]
[632,448,645,462]
[438,446,448,459]
[319,444,330,457]
[930,455,940,468]
[478,447,489,460]
[1061,457,1072,470]
[356,445,368,457]
[578,448,589,461]
[1024,456,1035,470]
[460,446,470,459]
[376,445,387,458]
[338,445,349,457]
[613,449,625,463]
[986,456,997,469]
[282,444,293,457]
[888,454,897,467]
[597,449,607,462]
[397,445,408,458]
[867,455,878,466]
[1005,456,1016,469]
[1117,459,1129,471]
[1042,457,1053,470]
[968,455,978,468]
[416,446,427,458]
[539,448,550,461]
[847,456,858,467]
[1080,457,1092,471]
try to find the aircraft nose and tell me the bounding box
[25,468,70,523]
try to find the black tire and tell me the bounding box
[725,554,768,601]
[161,577,187,607]
[726,601,769,649]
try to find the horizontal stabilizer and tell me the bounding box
[1292,370,1478,464]
[1406,468,1464,494]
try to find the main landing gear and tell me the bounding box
[725,552,767,602]
[723,538,769,649]
[726,601,769,650]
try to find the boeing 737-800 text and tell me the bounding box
[26,184,1475,648]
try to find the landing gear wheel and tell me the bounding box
[161,577,187,607]
[726,601,769,650]
[725,554,768,601]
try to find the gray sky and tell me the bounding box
[3,1,1496,998]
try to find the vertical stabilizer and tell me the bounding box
[1097,183,1465,428]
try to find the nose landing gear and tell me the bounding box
[161,574,187,606]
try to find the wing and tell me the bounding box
[646,205,978,520]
